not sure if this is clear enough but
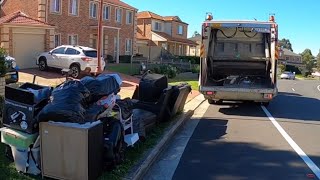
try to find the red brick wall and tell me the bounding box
[171,21,188,39]
[137,18,152,39]
[1,0,39,18]
[47,0,136,56]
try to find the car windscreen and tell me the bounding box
[83,50,97,57]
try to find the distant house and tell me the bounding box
[187,35,201,57]
[279,48,304,68]
[0,0,138,68]
[136,11,197,61]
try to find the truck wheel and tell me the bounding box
[38,58,48,71]
[208,99,223,105]
[70,64,81,78]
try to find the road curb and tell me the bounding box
[124,94,205,180]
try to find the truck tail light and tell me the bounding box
[81,57,92,62]
[264,93,273,99]
[206,91,215,95]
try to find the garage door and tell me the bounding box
[13,33,45,69]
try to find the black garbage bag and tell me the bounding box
[84,104,105,122]
[100,117,125,169]
[80,74,121,103]
[38,80,90,124]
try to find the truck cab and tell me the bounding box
[199,14,279,106]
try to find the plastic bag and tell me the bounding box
[38,80,90,124]
[80,74,121,103]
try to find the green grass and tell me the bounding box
[106,63,139,75]
[0,121,172,180]
[168,73,199,90]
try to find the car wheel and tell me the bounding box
[38,58,47,71]
[70,64,81,78]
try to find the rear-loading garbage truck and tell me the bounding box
[199,14,279,106]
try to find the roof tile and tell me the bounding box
[0,11,53,26]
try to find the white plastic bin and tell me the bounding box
[10,146,41,175]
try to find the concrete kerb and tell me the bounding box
[124,94,206,180]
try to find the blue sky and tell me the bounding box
[124,0,320,56]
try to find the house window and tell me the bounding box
[54,34,61,47]
[50,0,61,13]
[178,25,183,35]
[285,56,289,61]
[69,0,79,16]
[89,2,98,18]
[154,22,162,31]
[103,5,110,20]
[68,34,78,45]
[126,10,133,24]
[116,8,122,23]
[125,39,132,55]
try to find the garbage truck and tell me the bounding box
[199,14,279,106]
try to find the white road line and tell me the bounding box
[261,106,320,179]
[317,85,320,92]
[292,88,295,91]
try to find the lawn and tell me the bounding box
[106,63,140,75]
[168,72,199,91]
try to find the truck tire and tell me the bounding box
[208,99,223,105]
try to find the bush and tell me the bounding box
[177,56,200,64]
[119,55,131,63]
[191,65,200,74]
[152,64,177,79]
[0,48,7,77]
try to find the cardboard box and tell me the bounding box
[40,121,103,180]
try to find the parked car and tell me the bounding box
[280,71,295,80]
[311,71,320,77]
[4,55,19,84]
[36,45,105,78]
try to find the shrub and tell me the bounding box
[119,55,131,63]
[151,64,177,79]
[191,65,200,74]
[0,48,7,77]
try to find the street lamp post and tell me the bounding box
[97,0,104,73]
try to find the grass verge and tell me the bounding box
[0,120,172,180]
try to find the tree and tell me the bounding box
[192,31,200,37]
[301,48,315,73]
[317,49,320,71]
[279,38,293,51]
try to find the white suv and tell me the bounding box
[36,45,105,78]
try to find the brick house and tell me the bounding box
[278,48,304,68]
[0,0,137,68]
[187,35,201,57]
[136,11,197,61]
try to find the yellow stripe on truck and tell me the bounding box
[200,44,205,58]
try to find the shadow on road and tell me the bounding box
[173,117,314,180]
[218,92,320,121]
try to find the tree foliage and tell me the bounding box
[301,49,315,72]
[192,31,201,37]
[279,38,293,51]
[317,49,320,71]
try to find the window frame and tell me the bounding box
[154,21,162,31]
[115,8,122,23]
[50,0,62,14]
[103,5,110,21]
[69,0,79,16]
[68,34,79,46]
[126,10,133,24]
[178,25,183,35]
[125,39,132,55]
[89,1,98,19]
[54,34,61,47]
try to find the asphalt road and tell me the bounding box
[144,79,320,180]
